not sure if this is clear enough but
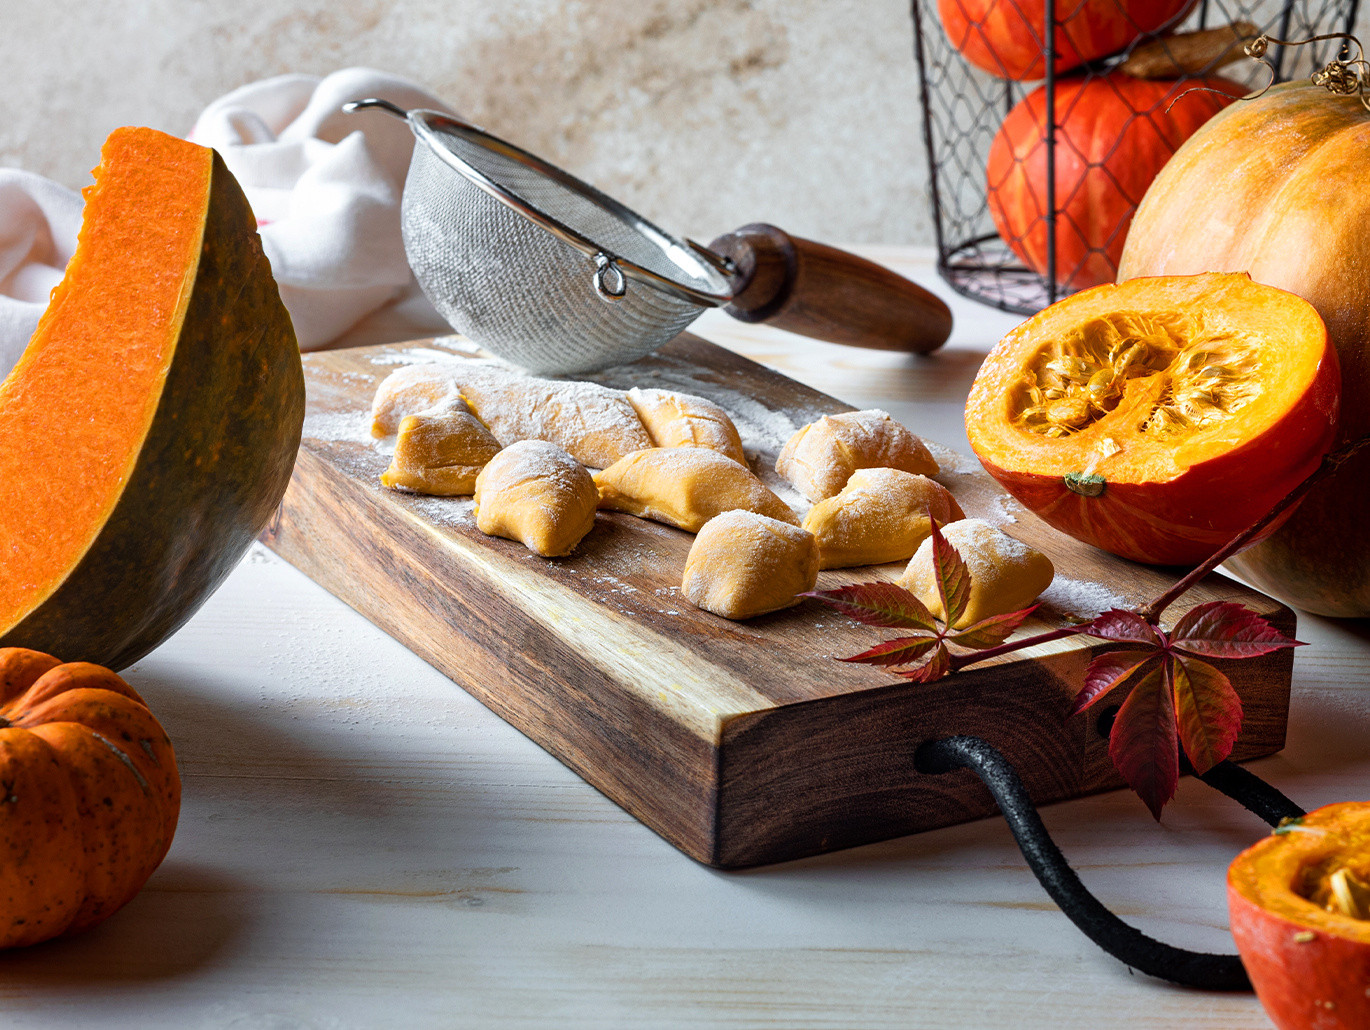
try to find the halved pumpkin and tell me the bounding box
[1228,802,1370,1030]
[965,272,1339,565]
[0,128,304,669]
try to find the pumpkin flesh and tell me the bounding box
[0,130,202,637]
[1228,802,1370,1030]
[965,272,1339,565]
[1118,83,1370,614]
[0,128,304,668]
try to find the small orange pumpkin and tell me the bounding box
[937,0,1193,80]
[965,272,1339,565]
[986,72,1244,292]
[1228,802,1370,1030]
[0,648,180,947]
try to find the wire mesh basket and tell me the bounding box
[911,0,1360,315]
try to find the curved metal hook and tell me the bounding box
[342,97,410,119]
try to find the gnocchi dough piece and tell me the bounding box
[682,510,819,620]
[371,362,651,468]
[803,468,966,569]
[776,409,938,502]
[380,404,503,496]
[370,362,464,436]
[474,440,599,557]
[594,447,797,533]
[626,387,747,465]
[900,518,1054,628]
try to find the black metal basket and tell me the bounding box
[911,0,1360,315]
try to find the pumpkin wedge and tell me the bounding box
[1228,802,1370,1030]
[965,272,1339,565]
[0,128,304,669]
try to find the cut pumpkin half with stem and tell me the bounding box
[965,272,1340,566]
[0,127,304,669]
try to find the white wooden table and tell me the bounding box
[8,249,1364,1029]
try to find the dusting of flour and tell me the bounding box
[1038,577,1128,619]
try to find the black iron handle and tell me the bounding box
[913,735,1304,991]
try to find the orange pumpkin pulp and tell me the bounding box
[965,272,1340,565]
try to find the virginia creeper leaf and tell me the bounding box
[897,643,952,683]
[802,582,938,630]
[1171,656,1243,774]
[948,605,1037,650]
[927,519,971,627]
[841,636,941,667]
[1109,662,1179,821]
[1169,601,1301,659]
[1081,609,1162,646]
[1072,650,1158,715]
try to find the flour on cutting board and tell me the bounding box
[981,491,1023,526]
[1038,576,1127,619]
[302,410,379,446]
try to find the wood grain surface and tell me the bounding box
[264,332,1293,868]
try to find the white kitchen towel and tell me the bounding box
[0,66,457,375]
[0,171,83,376]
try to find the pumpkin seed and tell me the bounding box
[1327,868,1370,920]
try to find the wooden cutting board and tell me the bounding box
[263,333,1294,869]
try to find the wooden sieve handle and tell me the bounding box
[707,223,952,355]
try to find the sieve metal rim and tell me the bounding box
[400,106,737,308]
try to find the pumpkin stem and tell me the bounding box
[1244,32,1370,112]
[1138,432,1370,623]
[1120,21,1258,80]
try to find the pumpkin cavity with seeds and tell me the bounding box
[1229,801,1370,1030]
[1014,310,1263,441]
[966,272,1340,566]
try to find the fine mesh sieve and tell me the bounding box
[346,98,953,375]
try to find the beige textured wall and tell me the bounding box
[6,1,1365,253]
[0,0,933,246]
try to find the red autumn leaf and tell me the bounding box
[896,642,952,683]
[1171,655,1243,774]
[1081,609,1162,646]
[1168,601,1302,659]
[948,605,1037,650]
[927,518,971,628]
[1109,661,1179,821]
[803,582,938,631]
[1072,649,1158,715]
[841,635,941,667]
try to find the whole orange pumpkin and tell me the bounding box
[937,0,1193,80]
[1228,801,1370,1030]
[987,72,1244,292]
[1119,82,1370,616]
[0,648,181,947]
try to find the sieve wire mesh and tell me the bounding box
[400,116,728,375]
